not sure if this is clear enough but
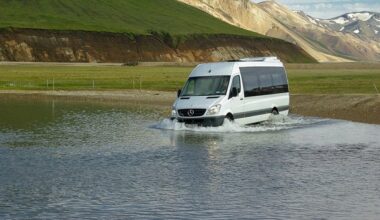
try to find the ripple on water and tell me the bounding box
[1,99,380,219]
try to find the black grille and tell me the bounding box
[178,109,206,117]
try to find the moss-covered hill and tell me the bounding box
[0,0,262,36]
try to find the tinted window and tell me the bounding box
[229,75,241,99]
[233,76,241,92]
[259,73,272,88]
[240,71,260,97]
[240,67,288,97]
[259,73,272,95]
[271,72,284,86]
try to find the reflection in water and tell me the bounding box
[170,131,223,148]
[1,95,380,219]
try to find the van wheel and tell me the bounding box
[271,108,279,115]
[225,114,234,122]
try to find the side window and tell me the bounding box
[240,67,288,97]
[259,73,273,95]
[232,75,241,93]
[271,72,283,86]
[271,68,289,93]
[229,75,241,99]
[241,68,260,97]
[258,73,272,88]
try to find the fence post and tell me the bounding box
[139,76,142,92]
[47,79,49,89]
[374,83,379,94]
[53,79,55,91]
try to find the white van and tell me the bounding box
[171,57,289,126]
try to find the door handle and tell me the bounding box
[240,98,244,100]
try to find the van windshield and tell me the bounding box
[181,76,231,96]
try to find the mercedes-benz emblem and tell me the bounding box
[188,109,195,116]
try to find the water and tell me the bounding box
[1,96,380,219]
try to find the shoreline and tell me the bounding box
[1,90,379,125]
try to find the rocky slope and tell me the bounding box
[0,28,315,63]
[319,12,380,42]
[178,0,380,62]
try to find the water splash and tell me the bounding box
[154,114,328,133]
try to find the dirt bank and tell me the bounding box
[290,94,380,125]
[0,28,315,63]
[0,90,379,124]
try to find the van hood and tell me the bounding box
[175,96,224,110]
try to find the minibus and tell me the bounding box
[171,57,289,126]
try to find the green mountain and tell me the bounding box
[0,0,261,36]
[0,0,317,63]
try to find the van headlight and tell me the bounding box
[171,106,177,117]
[207,104,221,115]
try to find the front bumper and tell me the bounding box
[171,116,225,127]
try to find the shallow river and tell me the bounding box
[0,97,380,219]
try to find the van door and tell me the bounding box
[240,67,271,124]
[228,75,244,123]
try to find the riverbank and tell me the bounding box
[1,63,379,93]
[1,90,379,125]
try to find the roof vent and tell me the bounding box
[239,57,279,62]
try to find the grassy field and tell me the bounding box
[286,63,380,94]
[0,0,260,37]
[0,63,379,94]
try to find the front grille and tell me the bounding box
[177,117,224,127]
[178,109,206,117]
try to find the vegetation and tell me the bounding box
[0,65,191,91]
[0,63,379,94]
[286,63,380,94]
[0,0,261,37]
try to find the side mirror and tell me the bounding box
[231,87,238,97]
[177,89,182,98]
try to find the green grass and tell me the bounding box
[0,63,379,94]
[0,65,192,91]
[286,63,380,94]
[0,0,261,37]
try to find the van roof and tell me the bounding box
[230,56,280,62]
[189,57,284,77]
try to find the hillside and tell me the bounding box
[179,0,380,62]
[0,0,316,63]
[178,0,348,62]
[0,29,315,63]
[320,12,380,42]
[0,0,259,36]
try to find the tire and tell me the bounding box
[225,114,234,122]
[271,108,279,115]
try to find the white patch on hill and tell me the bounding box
[354,29,360,34]
[333,17,349,24]
[375,30,379,34]
[347,12,373,21]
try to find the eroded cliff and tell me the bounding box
[0,28,316,63]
